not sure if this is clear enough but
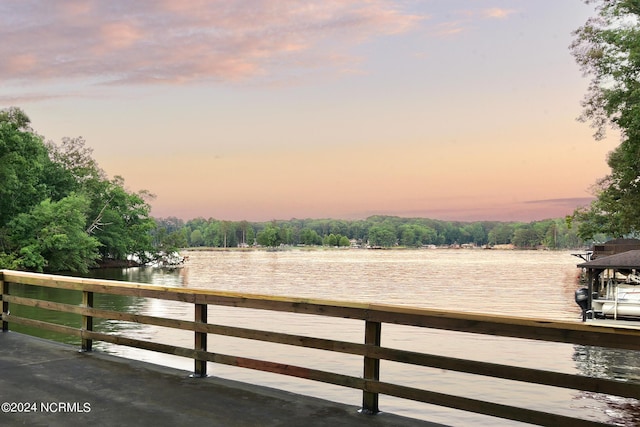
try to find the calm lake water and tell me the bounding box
[10,249,640,426]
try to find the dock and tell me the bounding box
[0,332,435,427]
[3,270,640,427]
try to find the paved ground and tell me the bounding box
[0,332,445,427]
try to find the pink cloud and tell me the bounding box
[57,0,92,17]
[429,7,515,38]
[362,198,595,222]
[432,21,465,37]
[98,22,144,51]
[6,54,38,74]
[0,0,422,88]
[483,8,515,19]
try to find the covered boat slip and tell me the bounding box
[577,249,640,320]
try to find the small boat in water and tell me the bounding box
[576,249,640,321]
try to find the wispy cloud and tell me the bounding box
[482,8,515,19]
[372,197,594,222]
[432,21,465,37]
[0,0,422,90]
[431,6,516,38]
[0,92,70,105]
[524,197,594,207]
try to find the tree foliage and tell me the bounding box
[0,107,157,272]
[170,216,587,250]
[0,107,48,227]
[256,224,281,247]
[8,195,100,273]
[570,0,640,238]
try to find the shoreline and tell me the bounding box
[180,244,565,252]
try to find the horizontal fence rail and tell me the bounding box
[1,270,640,426]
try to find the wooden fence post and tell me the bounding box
[194,303,208,377]
[362,320,381,414]
[1,275,7,332]
[81,290,94,351]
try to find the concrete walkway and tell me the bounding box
[0,332,444,427]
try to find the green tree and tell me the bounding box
[0,107,165,271]
[256,224,281,247]
[246,226,256,246]
[442,222,462,245]
[237,220,250,246]
[488,223,515,245]
[87,177,156,262]
[414,224,437,245]
[324,233,338,246]
[300,228,322,245]
[202,221,219,246]
[0,107,48,227]
[45,137,104,195]
[348,220,368,241]
[399,225,416,247]
[220,221,233,248]
[462,223,487,245]
[156,229,188,255]
[190,229,204,246]
[278,224,294,245]
[7,194,100,273]
[46,135,157,263]
[368,225,396,247]
[512,225,541,249]
[570,0,640,238]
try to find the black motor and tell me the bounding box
[574,287,590,321]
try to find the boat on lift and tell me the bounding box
[576,249,640,321]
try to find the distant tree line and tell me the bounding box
[155,215,594,250]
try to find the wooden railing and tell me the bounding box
[1,269,640,426]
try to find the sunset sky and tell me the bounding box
[1,0,619,222]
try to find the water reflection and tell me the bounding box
[6,282,150,345]
[573,345,640,426]
[8,284,82,345]
[91,266,189,287]
[574,345,640,382]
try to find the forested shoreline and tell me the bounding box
[155,214,595,251]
